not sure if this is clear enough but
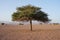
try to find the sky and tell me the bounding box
[0,0,60,23]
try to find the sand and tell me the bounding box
[0,24,60,40]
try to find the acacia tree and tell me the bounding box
[12,5,50,31]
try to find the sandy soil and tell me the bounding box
[0,24,60,40]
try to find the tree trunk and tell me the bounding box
[30,19,32,31]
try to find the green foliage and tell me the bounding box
[32,11,49,22]
[12,5,50,22]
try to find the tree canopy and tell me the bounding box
[12,5,50,22]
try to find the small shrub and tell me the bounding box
[53,23,59,25]
[40,23,42,25]
[19,23,24,25]
[1,23,5,25]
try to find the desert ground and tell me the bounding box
[0,23,60,40]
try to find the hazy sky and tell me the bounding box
[0,0,60,23]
